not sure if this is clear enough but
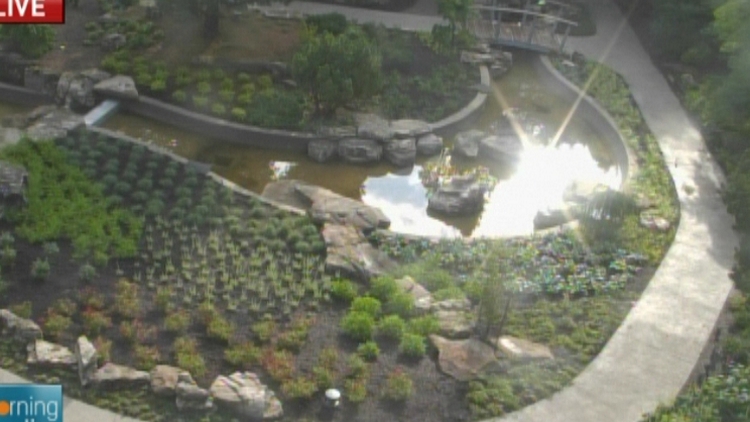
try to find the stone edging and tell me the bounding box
[0,82,52,107]
[86,126,306,216]
[534,54,636,188]
[119,65,490,150]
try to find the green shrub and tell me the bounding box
[257,74,273,91]
[93,337,112,362]
[134,345,161,370]
[378,315,406,341]
[172,90,187,103]
[261,348,295,383]
[114,279,139,318]
[1,246,16,267]
[49,297,74,315]
[383,368,413,401]
[174,337,206,378]
[340,311,376,342]
[399,333,426,359]
[237,93,253,106]
[42,312,72,340]
[252,318,276,344]
[9,301,32,319]
[281,377,318,400]
[305,13,348,35]
[81,309,112,337]
[0,232,14,248]
[224,341,261,368]
[237,72,251,83]
[345,379,368,403]
[211,103,226,116]
[466,376,521,418]
[407,315,440,337]
[351,297,382,317]
[231,107,247,120]
[357,341,380,361]
[385,292,414,318]
[150,78,166,92]
[197,81,211,95]
[79,264,96,282]
[312,365,335,389]
[212,69,225,81]
[193,95,209,109]
[164,310,191,333]
[433,286,467,301]
[369,276,399,302]
[31,258,51,281]
[346,354,368,378]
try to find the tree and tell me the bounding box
[648,0,716,61]
[437,0,474,45]
[292,27,382,116]
[0,25,56,58]
[474,244,515,340]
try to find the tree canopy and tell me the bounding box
[291,26,382,116]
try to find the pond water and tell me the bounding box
[91,53,621,238]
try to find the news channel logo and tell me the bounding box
[0,385,62,422]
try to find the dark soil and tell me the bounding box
[0,131,469,422]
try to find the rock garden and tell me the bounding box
[0,0,682,420]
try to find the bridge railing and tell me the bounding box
[470,5,579,28]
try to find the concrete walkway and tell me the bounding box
[0,366,142,422]
[494,0,738,421]
[0,2,739,422]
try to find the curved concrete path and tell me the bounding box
[494,0,738,421]
[0,1,739,422]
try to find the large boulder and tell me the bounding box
[338,138,382,164]
[307,139,337,163]
[395,276,432,313]
[93,75,139,100]
[390,119,432,139]
[101,33,127,51]
[430,335,497,381]
[27,340,76,368]
[479,134,523,161]
[90,363,151,389]
[209,372,283,421]
[294,183,390,230]
[496,336,554,361]
[321,223,395,282]
[357,114,393,142]
[0,309,42,344]
[453,130,485,158]
[151,365,183,397]
[384,138,417,168]
[427,174,488,216]
[431,299,475,339]
[24,107,84,141]
[176,372,213,412]
[56,69,111,110]
[24,67,60,97]
[416,133,444,156]
[75,336,98,386]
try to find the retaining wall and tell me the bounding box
[0,82,53,107]
[533,55,636,187]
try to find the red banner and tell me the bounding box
[0,0,64,23]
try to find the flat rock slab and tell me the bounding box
[453,130,486,158]
[90,363,150,388]
[0,309,42,344]
[307,139,337,163]
[27,340,76,367]
[338,138,382,163]
[25,107,84,141]
[430,335,497,381]
[395,276,433,313]
[321,223,395,282]
[356,113,393,141]
[390,119,432,138]
[294,182,390,230]
[496,336,554,361]
[151,365,183,397]
[93,75,138,100]
[384,138,417,168]
[416,133,444,156]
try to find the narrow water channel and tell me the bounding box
[0,54,619,238]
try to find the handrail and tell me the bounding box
[471,5,579,26]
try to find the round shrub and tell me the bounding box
[172,90,187,103]
[383,369,413,401]
[237,72,251,83]
[385,292,415,318]
[197,81,211,95]
[340,311,375,342]
[193,95,209,109]
[351,297,382,317]
[150,78,167,92]
[378,315,406,341]
[399,333,426,359]
[79,264,96,282]
[31,258,51,281]
[229,108,246,123]
[211,103,226,116]
[331,279,358,303]
[219,89,235,102]
[220,77,234,91]
[370,276,399,302]
[407,315,440,337]
[357,341,380,361]
[237,93,253,106]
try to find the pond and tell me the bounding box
[93,53,621,238]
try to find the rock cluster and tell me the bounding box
[460,46,513,80]
[0,309,283,420]
[308,114,444,167]
[452,128,523,161]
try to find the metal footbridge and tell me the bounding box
[467,0,578,53]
